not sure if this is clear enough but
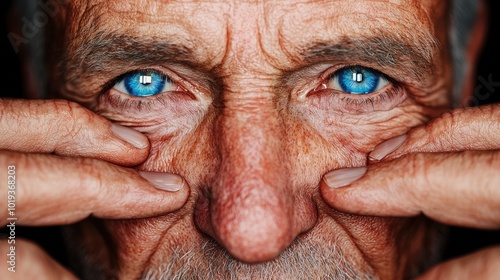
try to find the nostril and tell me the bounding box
[212,197,293,263]
[194,182,319,263]
[194,180,321,264]
[193,111,319,263]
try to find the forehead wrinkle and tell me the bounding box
[66,0,229,64]
[215,1,281,77]
[254,2,302,73]
[260,0,445,71]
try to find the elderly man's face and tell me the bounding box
[53,0,452,278]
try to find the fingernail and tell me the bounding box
[111,123,149,149]
[324,167,367,189]
[139,171,185,192]
[369,134,407,161]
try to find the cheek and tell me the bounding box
[297,99,438,158]
[92,94,439,277]
[138,98,433,193]
[138,108,221,188]
[139,109,361,193]
[278,117,365,189]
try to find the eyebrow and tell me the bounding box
[65,31,200,73]
[61,29,438,98]
[299,30,439,82]
[60,31,223,98]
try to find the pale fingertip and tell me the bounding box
[323,167,367,189]
[111,123,149,149]
[139,171,185,192]
[368,134,407,162]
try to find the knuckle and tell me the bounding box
[74,157,104,201]
[0,100,28,132]
[433,110,455,133]
[399,153,429,205]
[51,99,92,124]
[0,99,8,124]
[429,106,500,150]
[479,106,500,138]
[46,100,96,142]
[422,110,462,152]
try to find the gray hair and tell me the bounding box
[141,237,376,280]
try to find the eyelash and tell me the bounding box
[101,65,405,113]
[305,65,406,112]
[100,68,193,111]
[102,92,165,110]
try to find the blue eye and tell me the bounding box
[330,67,389,95]
[112,70,175,97]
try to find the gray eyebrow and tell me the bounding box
[300,30,439,82]
[58,31,223,99]
[63,31,197,74]
[58,29,438,100]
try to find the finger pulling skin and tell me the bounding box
[110,123,149,149]
[0,151,189,227]
[139,171,185,192]
[323,167,368,189]
[371,104,500,163]
[322,150,500,229]
[0,99,150,166]
[323,105,500,229]
[369,134,407,162]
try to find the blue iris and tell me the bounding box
[335,67,384,95]
[121,70,171,97]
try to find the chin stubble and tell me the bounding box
[141,237,377,280]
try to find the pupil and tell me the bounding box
[123,70,167,97]
[337,67,381,95]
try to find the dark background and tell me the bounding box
[1,0,499,274]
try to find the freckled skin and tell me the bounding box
[53,0,452,278]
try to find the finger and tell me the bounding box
[0,99,149,166]
[368,104,500,162]
[0,151,189,226]
[321,150,500,229]
[417,246,500,280]
[0,239,77,280]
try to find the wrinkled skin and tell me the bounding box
[1,0,497,279]
[52,0,451,278]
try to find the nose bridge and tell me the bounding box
[220,100,285,183]
[217,103,290,217]
[208,93,296,262]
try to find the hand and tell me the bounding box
[320,104,500,279]
[0,99,189,279]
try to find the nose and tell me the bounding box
[194,103,317,263]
